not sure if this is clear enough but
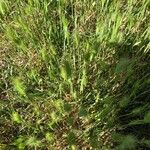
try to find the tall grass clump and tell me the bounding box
[0,0,150,149]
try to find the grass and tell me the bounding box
[0,0,150,149]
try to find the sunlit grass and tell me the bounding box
[0,0,149,149]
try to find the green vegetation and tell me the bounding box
[0,0,150,149]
